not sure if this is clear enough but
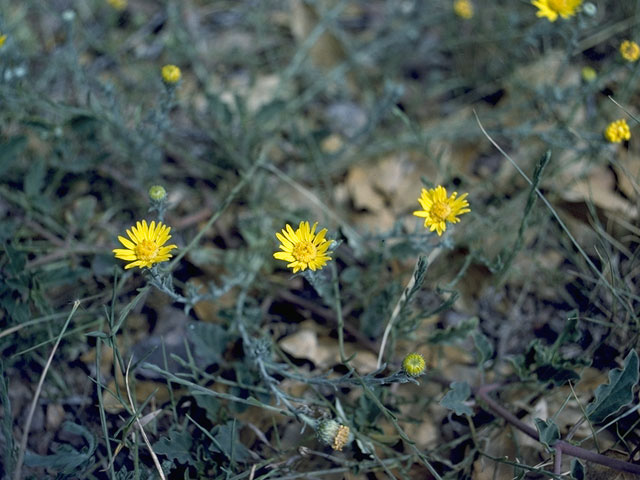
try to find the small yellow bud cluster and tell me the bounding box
[604,119,631,144]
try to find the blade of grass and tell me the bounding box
[14,300,80,480]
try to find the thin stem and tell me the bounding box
[554,446,562,475]
[168,142,271,270]
[124,357,165,480]
[475,384,640,476]
[14,300,80,480]
[96,333,116,480]
[475,112,634,318]
[331,262,347,364]
[377,257,422,369]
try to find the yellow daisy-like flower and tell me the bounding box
[402,353,426,377]
[273,221,332,273]
[161,64,181,84]
[0,34,7,49]
[113,220,177,269]
[106,0,127,10]
[604,119,631,143]
[531,0,582,22]
[453,0,474,19]
[413,186,471,236]
[620,40,640,62]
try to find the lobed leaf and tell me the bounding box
[586,350,639,424]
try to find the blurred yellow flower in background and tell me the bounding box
[532,0,582,22]
[161,64,182,84]
[581,66,597,82]
[106,0,127,11]
[620,40,640,62]
[453,0,474,19]
[604,119,631,143]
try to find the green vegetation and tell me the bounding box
[1,1,640,478]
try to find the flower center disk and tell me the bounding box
[292,241,316,263]
[136,240,159,261]
[432,202,452,221]
[548,0,568,12]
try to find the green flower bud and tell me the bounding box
[402,353,426,377]
[149,185,167,201]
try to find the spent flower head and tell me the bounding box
[604,119,631,143]
[453,0,474,19]
[161,64,181,84]
[113,220,177,269]
[413,185,470,236]
[274,221,333,273]
[316,419,353,451]
[402,353,426,377]
[620,40,640,62]
[532,0,582,22]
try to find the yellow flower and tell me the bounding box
[604,119,631,143]
[0,34,7,49]
[453,0,474,19]
[273,221,332,273]
[161,64,181,84]
[413,186,470,236]
[402,353,426,377]
[113,220,177,269]
[532,0,582,22]
[620,40,640,62]
[106,0,127,11]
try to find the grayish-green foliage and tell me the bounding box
[586,350,639,424]
[440,381,472,416]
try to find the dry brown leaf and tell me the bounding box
[613,149,640,200]
[561,164,637,216]
[46,404,65,431]
[102,378,171,415]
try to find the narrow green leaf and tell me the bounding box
[84,331,111,339]
[0,136,27,177]
[440,381,472,416]
[586,350,639,423]
[24,158,46,197]
[473,331,494,367]
[428,317,478,344]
